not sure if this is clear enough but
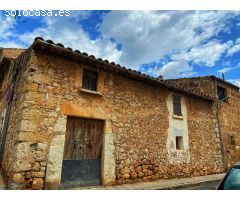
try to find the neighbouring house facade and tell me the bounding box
[0,37,238,189]
[167,76,240,169]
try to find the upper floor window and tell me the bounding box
[217,86,227,101]
[82,68,98,91]
[173,95,182,116]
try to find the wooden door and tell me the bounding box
[61,117,104,188]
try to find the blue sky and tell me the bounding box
[1,10,240,86]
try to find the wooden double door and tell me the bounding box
[61,117,104,188]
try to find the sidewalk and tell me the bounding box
[75,173,225,190]
[0,172,6,190]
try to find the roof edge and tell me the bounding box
[30,37,216,102]
[167,76,239,89]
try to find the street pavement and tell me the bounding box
[75,173,225,190]
[179,180,221,190]
[0,171,6,190]
[0,171,224,190]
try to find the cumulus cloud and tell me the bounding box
[217,67,234,74]
[148,60,195,79]
[0,14,18,47]
[17,11,122,62]
[1,10,240,79]
[100,11,239,69]
[227,37,240,56]
[172,40,232,67]
[228,79,240,87]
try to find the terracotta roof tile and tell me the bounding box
[31,37,215,101]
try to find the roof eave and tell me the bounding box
[31,38,215,102]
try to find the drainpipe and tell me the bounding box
[214,78,228,172]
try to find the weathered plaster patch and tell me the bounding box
[45,134,65,189]
[166,93,190,164]
[101,120,116,185]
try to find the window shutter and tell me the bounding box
[82,68,98,91]
[173,95,182,116]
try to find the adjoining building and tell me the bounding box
[0,37,239,189]
[167,76,240,169]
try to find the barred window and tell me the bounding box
[173,95,182,116]
[82,68,98,91]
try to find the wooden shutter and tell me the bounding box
[82,68,98,91]
[173,95,182,116]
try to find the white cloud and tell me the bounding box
[227,37,240,56]
[172,40,232,67]
[0,16,14,38]
[217,67,233,74]
[100,11,239,69]
[17,12,122,62]
[228,79,240,87]
[1,10,240,79]
[0,14,18,47]
[148,60,195,79]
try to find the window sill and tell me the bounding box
[172,114,183,120]
[176,149,184,152]
[80,88,103,96]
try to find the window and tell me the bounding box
[229,135,235,146]
[173,95,182,116]
[82,68,98,91]
[217,86,227,101]
[176,136,184,150]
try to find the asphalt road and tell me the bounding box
[180,180,221,190]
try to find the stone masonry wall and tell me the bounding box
[169,77,240,169]
[168,77,216,98]
[4,51,223,189]
[216,83,240,168]
[0,48,34,188]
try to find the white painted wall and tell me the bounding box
[166,93,190,164]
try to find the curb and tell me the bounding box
[72,173,225,190]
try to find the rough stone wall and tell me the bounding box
[168,77,240,169]
[0,48,26,60]
[216,83,240,168]
[168,77,216,98]
[3,50,223,189]
[0,48,32,189]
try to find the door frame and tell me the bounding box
[61,116,105,187]
[45,104,116,189]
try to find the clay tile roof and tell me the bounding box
[66,47,73,51]
[46,40,54,44]
[209,75,239,89]
[31,37,216,101]
[56,43,64,48]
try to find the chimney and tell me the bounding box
[222,73,225,81]
[157,75,164,80]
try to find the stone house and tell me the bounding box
[167,76,240,169]
[0,37,238,189]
